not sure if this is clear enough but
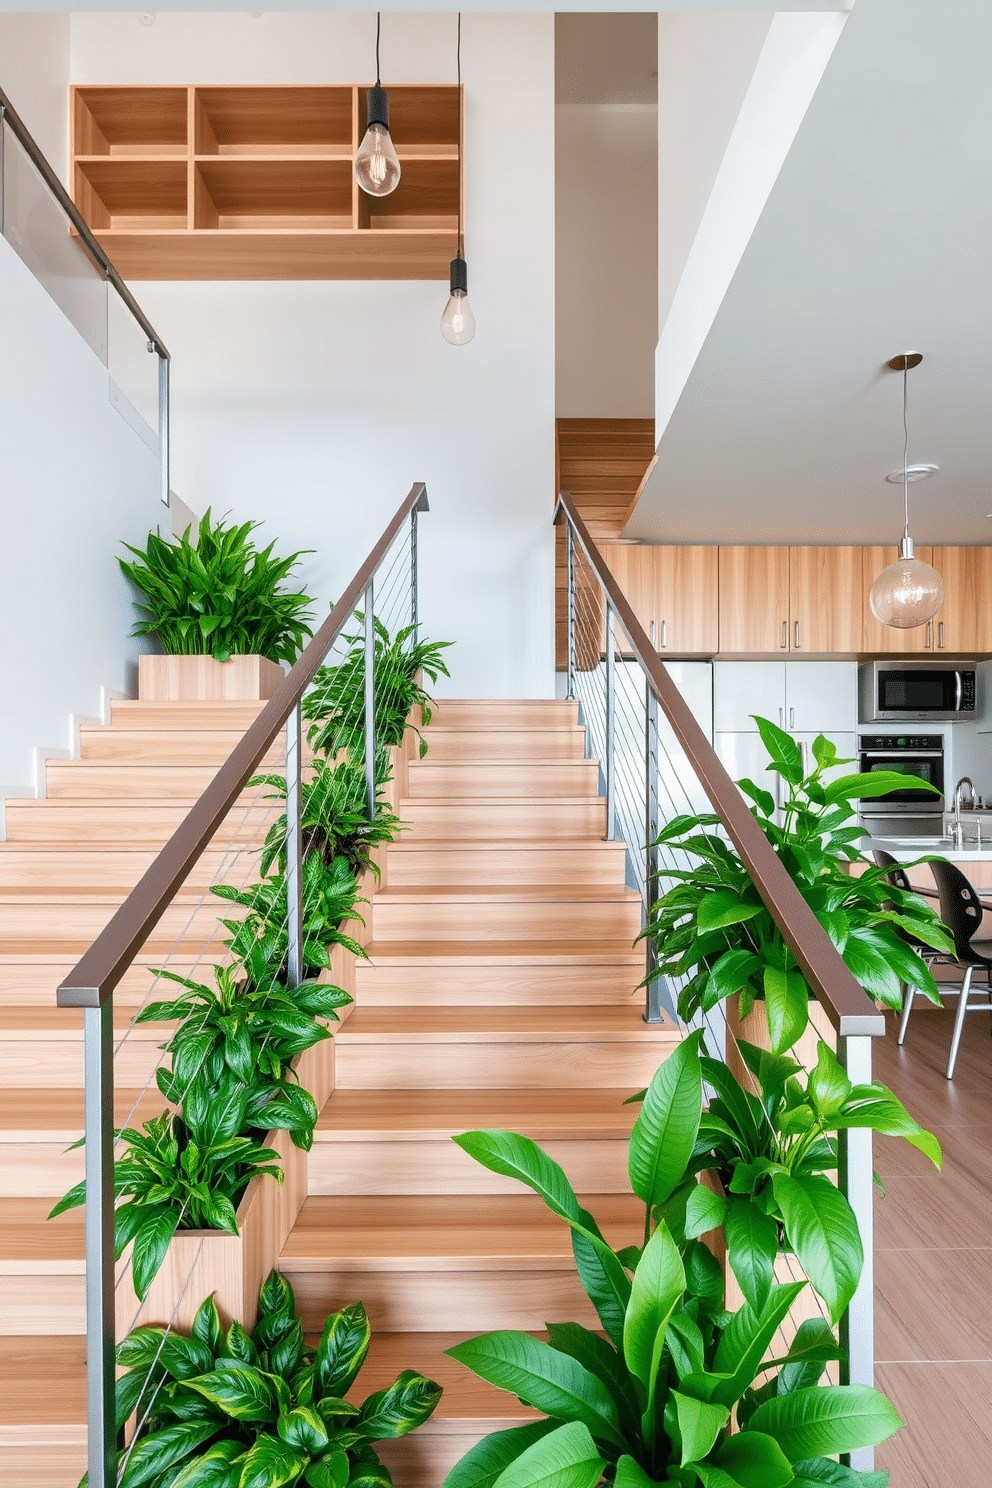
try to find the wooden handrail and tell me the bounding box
[57,483,429,1009]
[554,489,884,1038]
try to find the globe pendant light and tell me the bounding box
[869,352,944,629]
[355,13,401,197]
[441,13,476,346]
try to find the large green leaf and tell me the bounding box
[831,1096,942,1168]
[698,891,765,932]
[117,1420,221,1488]
[822,771,938,805]
[628,1034,703,1211]
[303,1450,350,1488]
[185,1366,279,1423]
[612,1456,658,1488]
[788,1458,890,1487]
[712,1283,807,1402]
[489,1422,606,1488]
[445,1334,625,1448]
[130,1205,182,1302]
[316,1304,371,1398]
[755,717,803,785]
[723,1198,779,1316]
[762,966,810,1055]
[278,1407,329,1454]
[771,1174,863,1323]
[441,1421,561,1488]
[748,1385,902,1461]
[357,1370,442,1440]
[622,1224,685,1397]
[238,1434,310,1488]
[544,1324,638,1437]
[168,1442,244,1488]
[671,1391,729,1467]
[683,1185,728,1242]
[807,1043,852,1120]
[712,1431,793,1488]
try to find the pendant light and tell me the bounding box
[868,352,944,628]
[355,12,400,197]
[441,12,476,346]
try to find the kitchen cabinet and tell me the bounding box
[718,546,861,654]
[716,729,856,824]
[603,544,719,656]
[931,547,992,654]
[713,661,857,736]
[861,546,938,654]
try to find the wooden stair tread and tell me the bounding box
[337,1006,674,1041]
[374,884,639,903]
[0,1087,164,1138]
[0,1199,84,1268]
[315,1088,637,1140]
[340,1332,540,1425]
[386,838,625,851]
[0,1005,172,1036]
[362,940,642,965]
[0,1337,87,1429]
[401,796,603,806]
[281,1192,641,1268]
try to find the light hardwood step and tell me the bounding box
[0,844,261,891]
[3,799,275,845]
[0,1199,85,1335]
[406,761,600,800]
[369,883,641,943]
[78,727,290,767]
[0,1088,165,1196]
[356,940,643,1006]
[417,727,586,761]
[44,762,255,801]
[0,1006,175,1089]
[430,701,579,729]
[0,1336,86,1448]
[0,894,242,945]
[110,699,267,730]
[398,798,606,840]
[280,1192,642,1331]
[383,838,629,887]
[334,1003,678,1089]
[0,952,228,1008]
[309,1088,636,1196]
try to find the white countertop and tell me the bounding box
[867,834,992,862]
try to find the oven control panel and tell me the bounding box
[859,735,943,750]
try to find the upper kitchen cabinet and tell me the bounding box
[718,547,791,653]
[931,547,992,654]
[603,544,719,656]
[788,547,863,653]
[861,546,938,653]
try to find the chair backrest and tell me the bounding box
[872,848,913,895]
[929,857,986,960]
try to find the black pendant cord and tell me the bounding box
[457,11,464,260]
[375,10,382,86]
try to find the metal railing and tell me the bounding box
[556,490,884,1471]
[0,85,170,506]
[59,482,429,1488]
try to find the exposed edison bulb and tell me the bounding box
[869,538,944,628]
[355,121,401,196]
[441,288,476,346]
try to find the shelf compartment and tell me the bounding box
[74,159,188,231]
[359,85,460,151]
[194,159,353,230]
[359,158,459,232]
[87,228,455,280]
[194,87,354,157]
[72,86,188,157]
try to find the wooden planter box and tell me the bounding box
[138,654,284,702]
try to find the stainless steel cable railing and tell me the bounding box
[556,489,884,1472]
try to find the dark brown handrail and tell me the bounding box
[554,489,884,1038]
[58,483,429,1009]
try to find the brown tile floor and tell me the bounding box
[873,1007,992,1486]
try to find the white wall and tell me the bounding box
[555,104,657,418]
[0,14,70,178]
[69,11,557,699]
[0,233,163,800]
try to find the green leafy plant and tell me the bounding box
[303,618,451,761]
[119,508,316,663]
[655,1039,940,1325]
[50,1106,283,1301]
[644,718,954,1053]
[443,1038,901,1488]
[107,1272,441,1488]
[214,854,366,985]
[137,964,353,1152]
[250,758,402,882]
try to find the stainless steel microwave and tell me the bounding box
[858,660,977,722]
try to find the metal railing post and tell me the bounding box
[364,583,376,820]
[566,521,576,700]
[0,105,6,239]
[644,682,663,1022]
[285,703,303,989]
[605,602,616,841]
[84,1001,116,1488]
[157,350,170,507]
[839,1032,876,1472]
[410,505,419,630]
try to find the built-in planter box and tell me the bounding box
[138,654,284,701]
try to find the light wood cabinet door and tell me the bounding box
[789,547,863,654]
[718,547,791,654]
[931,547,992,654]
[602,545,719,655]
[861,545,937,653]
[601,544,656,644]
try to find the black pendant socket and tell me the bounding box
[449,254,468,295]
[366,85,391,131]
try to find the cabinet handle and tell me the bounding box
[649,619,656,645]
[789,706,795,729]
[938,621,945,649]
[661,619,667,650]
[781,621,788,649]
[779,707,784,727]
[926,620,933,650]
[795,620,801,649]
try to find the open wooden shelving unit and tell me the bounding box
[70,83,461,280]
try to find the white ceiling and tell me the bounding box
[628,0,992,546]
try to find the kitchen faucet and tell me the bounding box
[950,776,976,847]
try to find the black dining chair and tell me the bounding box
[872,850,945,1026]
[897,857,992,1079]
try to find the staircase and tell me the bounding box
[0,696,680,1487]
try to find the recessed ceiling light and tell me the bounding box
[885,463,939,484]
[139,12,155,24]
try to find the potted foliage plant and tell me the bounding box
[119,508,316,700]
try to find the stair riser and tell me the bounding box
[0,961,219,1007]
[0,1444,87,1485]
[371,900,641,943]
[406,764,599,799]
[79,733,288,767]
[355,963,642,1005]
[379,1434,521,1488]
[385,844,628,887]
[0,1277,84,1335]
[3,805,272,845]
[283,1267,601,1333]
[334,1040,670,1090]
[430,703,579,728]
[111,702,265,730]
[307,1138,630,1196]
[399,802,606,840]
[0,850,260,891]
[46,766,244,800]
[0,900,240,943]
[0,1039,166,1089]
[420,730,586,761]
[0,1144,84,1197]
